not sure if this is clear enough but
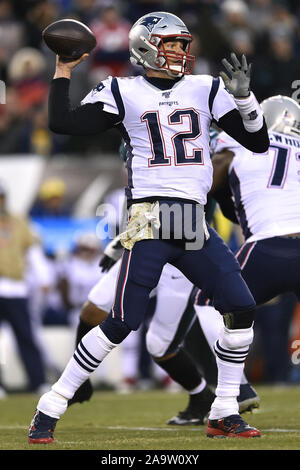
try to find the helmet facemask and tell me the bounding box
[150,34,195,77]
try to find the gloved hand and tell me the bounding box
[220,53,252,98]
[99,236,123,272]
[99,254,118,272]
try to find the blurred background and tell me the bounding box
[0,0,300,397]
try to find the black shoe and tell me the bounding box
[167,386,215,425]
[68,379,93,407]
[28,410,58,444]
[238,384,260,414]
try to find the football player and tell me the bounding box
[68,135,259,424]
[169,95,300,427]
[28,11,269,443]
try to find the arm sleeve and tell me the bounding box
[216,109,269,153]
[48,78,120,135]
[209,77,269,153]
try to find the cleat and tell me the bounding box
[28,409,58,444]
[206,414,261,438]
[238,383,260,414]
[68,379,93,407]
[167,386,215,425]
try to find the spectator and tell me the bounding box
[0,181,48,393]
[57,231,103,328]
[30,178,71,218]
[7,47,48,114]
[251,29,300,101]
[89,2,131,83]
[218,0,251,36]
[0,0,25,60]
[23,0,59,49]
[248,0,273,35]
[0,87,27,154]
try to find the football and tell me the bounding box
[42,19,97,62]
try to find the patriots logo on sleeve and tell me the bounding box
[140,16,163,32]
[92,82,105,94]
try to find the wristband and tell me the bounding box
[234,92,263,133]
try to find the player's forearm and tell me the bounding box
[48,78,118,135]
[218,109,269,153]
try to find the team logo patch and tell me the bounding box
[140,15,163,32]
[162,91,171,98]
[248,110,258,121]
[92,82,105,94]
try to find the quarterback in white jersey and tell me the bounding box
[29,11,269,443]
[81,74,236,205]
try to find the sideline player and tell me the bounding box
[28,11,269,443]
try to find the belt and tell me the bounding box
[281,233,300,239]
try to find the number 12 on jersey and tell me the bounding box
[141,108,203,166]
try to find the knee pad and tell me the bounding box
[145,329,168,358]
[223,308,255,330]
[219,325,254,351]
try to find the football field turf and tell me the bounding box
[1,386,300,451]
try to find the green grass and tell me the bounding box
[1,386,300,450]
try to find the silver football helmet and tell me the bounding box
[129,11,195,77]
[260,95,300,137]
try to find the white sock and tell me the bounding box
[209,396,239,420]
[52,327,118,401]
[37,390,68,419]
[195,305,223,354]
[189,378,207,395]
[240,372,248,385]
[209,327,252,419]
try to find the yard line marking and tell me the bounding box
[263,428,300,433]
[1,425,300,434]
[106,426,300,433]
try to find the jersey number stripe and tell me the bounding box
[267,144,290,188]
[141,108,203,166]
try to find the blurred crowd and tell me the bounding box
[0,0,300,156]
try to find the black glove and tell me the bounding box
[99,254,118,273]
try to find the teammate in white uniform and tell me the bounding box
[172,95,300,424]
[28,11,269,442]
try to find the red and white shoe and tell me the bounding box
[206,414,261,438]
[28,410,57,444]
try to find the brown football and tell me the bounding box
[42,19,97,62]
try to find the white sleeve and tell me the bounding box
[26,244,52,287]
[81,76,119,116]
[211,78,237,122]
[214,131,241,153]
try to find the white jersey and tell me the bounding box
[215,130,300,242]
[82,74,237,205]
[59,255,104,308]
